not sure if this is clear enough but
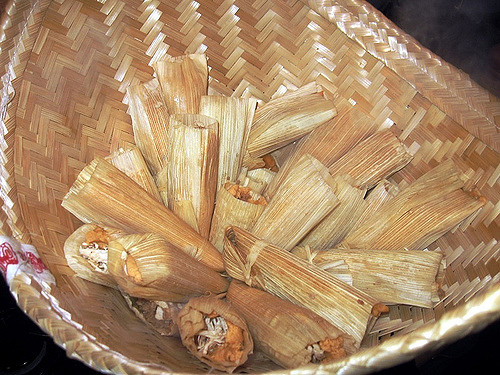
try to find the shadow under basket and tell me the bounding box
[1,0,499,374]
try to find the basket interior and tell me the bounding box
[2,0,499,373]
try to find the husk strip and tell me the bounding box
[107,233,228,302]
[199,96,257,191]
[153,54,208,114]
[61,157,224,271]
[292,247,445,308]
[250,154,340,251]
[166,114,219,238]
[223,226,388,347]
[177,295,253,373]
[227,281,357,369]
[127,79,170,175]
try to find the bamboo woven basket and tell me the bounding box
[1,0,499,373]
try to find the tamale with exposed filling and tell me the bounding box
[64,224,127,288]
[227,281,356,368]
[250,154,339,251]
[292,246,445,308]
[177,295,253,372]
[107,233,228,302]
[223,226,388,347]
[61,157,224,271]
[153,54,208,114]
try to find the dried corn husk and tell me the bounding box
[209,182,267,253]
[127,79,169,175]
[234,167,277,195]
[299,175,367,249]
[227,281,356,368]
[107,233,228,302]
[223,226,388,347]
[245,83,337,159]
[61,157,224,271]
[341,160,486,250]
[328,129,413,190]
[177,295,253,373]
[199,96,257,191]
[165,114,219,238]
[292,246,445,308]
[122,293,184,336]
[265,106,379,199]
[251,154,339,251]
[105,146,162,202]
[63,224,127,288]
[153,54,208,114]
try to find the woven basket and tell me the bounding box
[1,0,499,373]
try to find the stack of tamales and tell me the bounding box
[61,53,487,372]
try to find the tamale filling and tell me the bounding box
[262,154,279,172]
[79,227,110,273]
[195,313,245,364]
[225,183,267,206]
[307,337,347,364]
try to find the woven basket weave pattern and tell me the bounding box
[1,0,499,373]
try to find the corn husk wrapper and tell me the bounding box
[63,224,127,288]
[245,83,337,160]
[227,281,357,368]
[153,54,208,114]
[299,175,367,249]
[209,182,267,253]
[127,79,169,175]
[223,226,388,347]
[328,129,413,190]
[177,295,253,373]
[235,167,276,195]
[107,233,228,302]
[122,292,184,337]
[293,246,445,308]
[199,96,257,191]
[341,160,486,250]
[105,146,162,202]
[265,106,379,199]
[61,157,224,271]
[165,114,219,238]
[251,154,340,251]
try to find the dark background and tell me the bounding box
[1,0,499,374]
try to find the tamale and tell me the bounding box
[299,175,367,249]
[265,106,380,199]
[63,223,126,288]
[227,281,357,368]
[165,114,219,238]
[209,182,267,252]
[341,160,486,250]
[246,83,337,159]
[127,79,169,175]
[328,129,413,190]
[199,96,257,191]
[177,295,253,373]
[234,167,276,195]
[61,157,224,271]
[223,226,388,347]
[292,246,445,308]
[122,292,184,336]
[105,146,162,202]
[153,54,208,114]
[107,233,228,302]
[250,154,339,251]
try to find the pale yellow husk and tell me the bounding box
[126,78,169,175]
[105,146,162,202]
[153,54,208,114]
[61,157,224,271]
[223,226,388,347]
[243,168,277,195]
[292,246,445,308]
[199,96,257,191]
[165,114,219,238]
[107,233,228,302]
[251,154,340,251]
